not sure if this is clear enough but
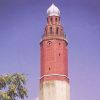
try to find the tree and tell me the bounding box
[0,73,27,100]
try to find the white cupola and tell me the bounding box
[47,4,60,16]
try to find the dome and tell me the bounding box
[47,4,60,16]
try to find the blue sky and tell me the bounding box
[0,0,100,100]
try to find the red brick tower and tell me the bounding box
[40,4,70,100]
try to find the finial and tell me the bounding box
[47,3,60,16]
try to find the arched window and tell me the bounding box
[56,27,59,34]
[50,18,52,22]
[50,27,52,33]
[55,18,57,22]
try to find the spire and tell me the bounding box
[47,4,60,16]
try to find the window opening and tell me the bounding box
[49,67,51,71]
[55,18,57,22]
[50,18,52,22]
[59,53,61,56]
[56,27,59,34]
[50,27,52,33]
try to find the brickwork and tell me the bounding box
[40,39,68,76]
[40,16,68,81]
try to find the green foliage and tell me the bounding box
[0,73,27,100]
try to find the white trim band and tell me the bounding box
[40,74,69,79]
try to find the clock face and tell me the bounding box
[47,41,52,46]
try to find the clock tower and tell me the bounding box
[40,4,70,100]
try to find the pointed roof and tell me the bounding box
[47,4,60,16]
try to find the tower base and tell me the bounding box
[40,80,70,100]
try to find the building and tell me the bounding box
[40,4,70,100]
